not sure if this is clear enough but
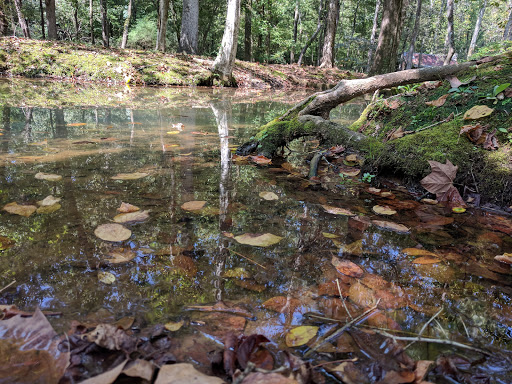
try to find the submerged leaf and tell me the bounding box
[372,205,397,215]
[36,203,61,214]
[164,320,184,332]
[98,271,116,284]
[94,223,132,242]
[322,232,340,239]
[331,256,364,278]
[412,256,441,264]
[321,205,355,216]
[37,195,61,207]
[372,220,410,233]
[105,248,137,264]
[3,202,37,217]
[234,233,283,247]
[181,201,206,211]
[113,210,150,224]
[35,172,62,181]
[111,172,149,180]
[402,248,438,257]
[285,326,318,347]
[117,202,140,213]
[495,253,512,265]
[0,236,15,251]
[250,155,272,165]
[259,191,279,201]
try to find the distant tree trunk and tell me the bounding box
[121,0,133,48]
[73,3,79,39]
[156,0,169,51]
[100,0,109,47]
[38,0,45,39]
[297,0,325,66]
[14,0,30,38]
[179,0,199,54]
[370,0,404,75]
[367,0,380,72]
[89,0,95,44]
[467,0,486,58]
[244,0,252,61]
[504,7,512,40]
[290,0,299,63]
[44,0,57,39]
[212,0,241,85]
[433,0,446,53]
[443,0,455,65]
[319,0,339,68]
[405,0,422,69]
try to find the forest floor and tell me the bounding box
[0,37,361,90]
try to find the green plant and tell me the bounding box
[361,173,376,183]
[397,84,421,94]
[482,83,510,104]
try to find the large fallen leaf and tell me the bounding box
[321,205,355,216]
[154,363,225,384]
[445,75,462,89]
[463,105,493,120]
[113,210,150,224]
[181,200,206,211]
[420,160,457,195]
[105,248,136,264]
[117,202,140,213]
[2,202,37,217]
[331,256,364,278]
[483,129,499,150]
[37,195,61,207]
[412,256,441,264]
[35,172,62,181]
[94,223,131,242]
[372,205,396,215]
[425,94,449,107]
[111,172,149,180]
[402,248,438,257]
[0,308,70,383]
[259,191,279,201]
[234,233,283,247]
[460,124,486,144]
[372,220,410,233]
[285,326,318,347]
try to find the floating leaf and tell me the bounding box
[37,195,61,207]
[224,267,251,279]
[463,105,494,120]
[164,320,184,332]
[402,248,438,257]
[249,155,272,165]
[412,256,441,264]
[372,205,397,215]
[36,203,61,214]
[0,236,15,251]
[285,326,318,347]
[98,271,116,284]
[452,207,466,213]
[495,253,512,265]
[181,200,206,211]
[420,160,457,196]
[111,172,149,180]
[426,94,449,107]
[234,279,266,292]
[35,172,62,181]
[337,239,363,256]
[322,232,340,239]
[262,296,301,315]
[259,191,279,201]
[117,202,140,213]
[94,223,131,242]
[234,233,283,247]
[113,210,150,224]
[3,202,37,217]
[331,256,364,278]
[105,248,136,264]
[372,220,410,233]
[321,205,355,216]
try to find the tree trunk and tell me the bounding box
[211,0,241,85]
[405,0,422,69]
[100,0,109,47]
[38,0,45,39]
[504,7,512,41]
[319,0,339,68]
[44,0,57,39]
[179,0,199,54]
[443,0,455,65]
[14,0,30,38]
[121,0,133,48]
[244,0,252,61]
[155,0,169,52]
[297,0,325,66]
[367,0,380,72]
[90,0,95,44]
[73,4,79,39]
[370,0,404,75]
[290,0,299,63]
[467,0,486,58]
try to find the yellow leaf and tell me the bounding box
[372,205,397,215]
[98,271,116,284]
[164,320,184,332]
[322,232,340,239]
[452,207,466,213]
[181,201,206,211]
[463,105,494,120]
[285,326,319,347]
[167,131,180,135]
[234,233,283,247]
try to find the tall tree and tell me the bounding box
[121,0,134,48]
[38,0,45,39]
[89,0,95,44]
[297,0,325,66]
[467,0,487,58]
[155,0,169,52]
[45,0,57,39]
[443,0,455,65]
[290,0,299,63]
[504,5,512,41]
[367,0,381,71]
[100,0,109,47]
[179,0,199,54]
[319,0,340,68]
[244,0,252,61]
[370,0,404,75]
[212,0,241,85]
[14,0,30,38]
[405,0,422,69]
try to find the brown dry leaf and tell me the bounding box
[35,172,62,181]
[463,105,494,120]
[414,360,434,383]
[372,205,397,215]
[154,363,225,384]
[181,200,207,211]
[420,160,458,196]
[384,99,402,109]
[234,279,266,292]
[2,202,37,217]
[345,154,358,162]
[372,220,410,233]
[94,223,131,242]
[495,253,512,265]
[285,326,318,347]
[123,359,155,382]
[339,168,361,177]
[446,75,462,89]
[412,256,441,264]
[113,210,150,224]
[241,372,298,384]
[483,129,499,150]
[111,172,149,180]
[348,281,378,308]
[105,248,136,264]
[259,191,279,201]
[117,202,140,213]
[250,155,272,165]
[86,324,136,351]
[337,239,363,256]
[0,236,15,251]
[386,127,405,141]
[331,256,364,278]
[234,233,283,247]
[402,248,438,257]
[164,320,185,332]
[425,94,449,107]
[438,185,466,208]
[171,255,198,278]
[37,195,61,207]
[232,154,250,164]
[80,361,128,384]
[321,205,355,216]
[318,280,350,297]
[460,124,485,144]
[262,296,301,316]
[367,312,401,331]
[187,301,253,318]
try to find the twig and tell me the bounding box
[408,112,463,134]
[404,308,442,350]
[305,302,380,357]
[228,249,267,270]
[0,280,16,294]
[336,278,352,319]
[310,357,358,369]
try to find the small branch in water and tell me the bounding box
[404,308,443,350]
[336,278,352,319]
[228,249,267,270]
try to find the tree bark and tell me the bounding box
[443,0,455,65]
[38,0,45,39]
[44,0,57,39]
[73,3,79,39]
[367,0,380,72]
[405,0,422,69]
[370,0,404,75]
[14,0,30,38]
[290,0,299,63]
[179,0,199,54]
[100,0,109,47]
[467,0,486,58]
[156,0,169,51]
[121,0,133,48]
[319,0,339,68]
[297,0,325,66]
[212,0,241,85]
[244,0,252,61]
[504,6,512,41]
[90,0,95,44]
